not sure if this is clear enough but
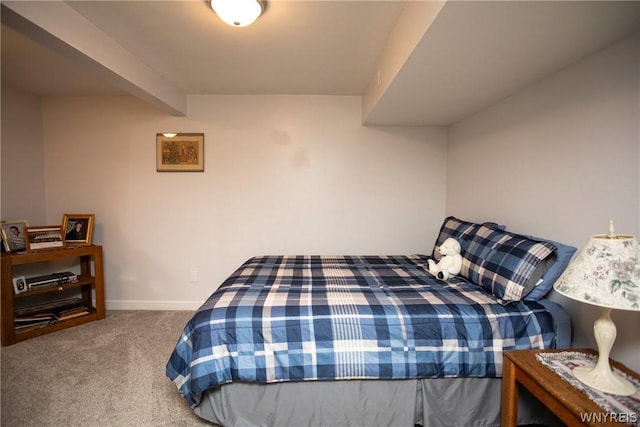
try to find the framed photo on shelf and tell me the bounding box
[1,220,29,252]
[25,225,66,251]
[12,276,27,294]
[62,214,94,246]
[156,133,204,172]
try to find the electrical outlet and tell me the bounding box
[190,270,198,283]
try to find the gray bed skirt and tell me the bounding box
[194,377,562,427]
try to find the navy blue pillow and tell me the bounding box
[523,238,577,301]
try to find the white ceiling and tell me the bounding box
[2,1,639,126]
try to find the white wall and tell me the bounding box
[1,85,46,224]
[447,34,640,371]
[38,95,447,309]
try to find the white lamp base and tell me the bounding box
[573,365,635,396]
[572,307,636,396]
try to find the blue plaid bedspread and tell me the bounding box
[166,255,560,406]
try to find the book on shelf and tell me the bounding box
[54,305,90,321]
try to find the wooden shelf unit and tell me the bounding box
[1,245,105,346]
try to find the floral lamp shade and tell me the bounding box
[554,226,640,310]
[553,222,639,396]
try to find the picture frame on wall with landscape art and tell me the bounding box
[62,214,94,246]
[25,225,65,251]
[1,220,29,253]
[156,133,204,172]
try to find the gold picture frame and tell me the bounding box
[156,133,204,172]
[1,220,29,252]
[62,214,95,246]
[25,225,66,251]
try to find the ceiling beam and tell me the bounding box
[1,2,187,116]
[361,1,446,125]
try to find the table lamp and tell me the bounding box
[554,221,639,396]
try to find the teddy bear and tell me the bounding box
[427,237,462,281]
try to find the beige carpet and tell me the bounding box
[1,310,214,427]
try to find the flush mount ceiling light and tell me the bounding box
[211,0,266,27]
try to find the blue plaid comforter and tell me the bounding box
[167,255,559,406]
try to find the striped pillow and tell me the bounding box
[432,216,502,260]
[462,224,557,303]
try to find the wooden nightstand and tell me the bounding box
[501,349,639,427]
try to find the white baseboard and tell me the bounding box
[105,300,202,311]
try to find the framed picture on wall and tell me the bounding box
[156,133,204,172]
[25,225,66,251]
[62,214,95,246]
[1,220,29,253]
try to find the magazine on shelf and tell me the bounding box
[14,312,57,333]
[14,313,56,323]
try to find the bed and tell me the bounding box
[167,217,575,426]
